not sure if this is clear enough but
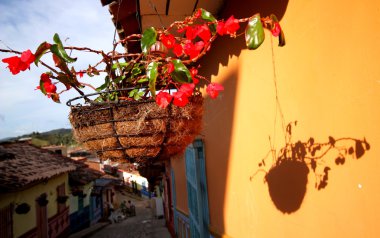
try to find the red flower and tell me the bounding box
[44,83,57,94]
[196,24,211,42]
[173,91,189,107]
[40,73,51,83]
[190,67,199,84]
[2,56,21,74]
[185,26,197,40]
[184,40,204,59]
[179,83,195,97]
[217,16,240,36]
[160,34,176,49]
[173,44,183,57]
[167,62,175,73]
[77,71,84,78]
[156,91,173,109]
[271,22,281,37]
[194,9,202,18]
[2,50,35,75]
[206,82,224,99]
[21,50,35,65]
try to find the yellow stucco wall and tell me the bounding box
[0,173,68,238]
[69,182,93,214]
[201,0,380,237]
[171,156,189,214]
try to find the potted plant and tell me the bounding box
[15,203,31,214]
[1,9,284,163]
[36,194,49,207]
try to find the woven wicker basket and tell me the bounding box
[69,95,203,163]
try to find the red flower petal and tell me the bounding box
[173,91,189,107]
[186,26,197,40]
[173,44,183,57]
[2,56,21,75]
[206,83,224,99]
[224,15,240,35]
[160,34,176,49]
[179,83,195,97]
[167,62,175,73]
[156,91,173,109]
[20,50,35,64]
[217,21,226,36]
[40,73,51,83]
[194,9,202,18]
[271,22,281,37]
[196,25,211,42]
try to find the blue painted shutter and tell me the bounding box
[185,140,210,238]
[194,140,210,238]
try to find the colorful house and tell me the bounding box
[101,0,380,237]
[0,141,76,238]
[68,161,103,233]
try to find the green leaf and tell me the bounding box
[131,64,143,77]
[170,59,192,83]
[137,77,148,83]
[34,42,51,66]
[114,76,126,83]
[111,62,129,70]
[141,27,157,54]
[39,80,47,95]
[96,76,110,92]
[200,8,217,32]
[51,33,77,63]
[245,14,265,50]
[128,89,138,98]
[147,62,158,97]
[50,93,61,103]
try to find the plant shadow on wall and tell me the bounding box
[250,121,370,214]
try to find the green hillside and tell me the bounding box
[13,128,77,146]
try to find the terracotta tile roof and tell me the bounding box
[69,163,104,186]
[0,141,77,193]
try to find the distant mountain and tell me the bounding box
[1,128,77,146]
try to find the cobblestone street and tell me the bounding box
[90,199,170,238]
[69,193,171,238]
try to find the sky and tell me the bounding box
[0,0,118,139]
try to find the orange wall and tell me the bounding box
[171,156,189,214]
[201,0,380,237]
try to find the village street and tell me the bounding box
[70,192,171,238]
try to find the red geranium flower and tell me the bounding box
[271,22,281,37]
[173,91,189,107]
[217,16,240,36]
[45,83,57,94]
[206,82,224,99]
[194,9,202,18]
[185,26,197,40]
[156,91,173,109]
[196,24,211,42]
[160,34,176,49]
[184,40,204,59]
[173,44,183,57]
[179,83,195,97]
[190,67,199,84]
[40,73,51,83]
[167,62,175,73]
[2,49,35,75]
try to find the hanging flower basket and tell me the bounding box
[68,90,203,162]
[15,203,31,214]
[1,8,285,163]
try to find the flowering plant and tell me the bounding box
[1,9,284,108]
